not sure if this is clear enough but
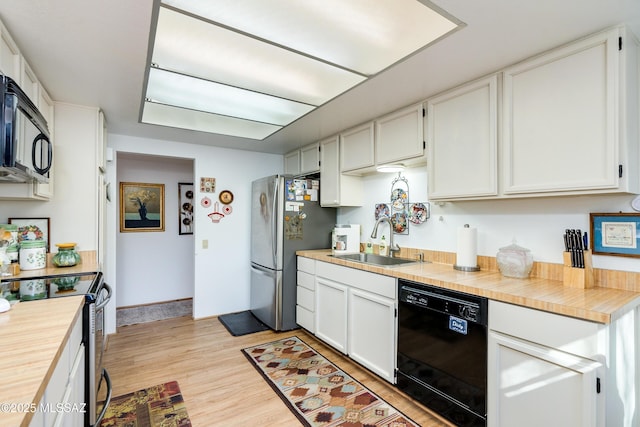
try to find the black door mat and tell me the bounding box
[218,310,271,336]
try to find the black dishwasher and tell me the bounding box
[397,279,487,427]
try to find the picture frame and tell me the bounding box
[178,182,194,235]
[8,217,51,252]
[120,182,165,232]
[590,212,640,257]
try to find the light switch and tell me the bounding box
[202,239,208,249]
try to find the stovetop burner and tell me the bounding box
[1,272,99,302]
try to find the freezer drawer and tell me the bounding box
[250,263,282,330]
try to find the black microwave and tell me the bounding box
[0,75,52,183]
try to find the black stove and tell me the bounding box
[1,272,99,302]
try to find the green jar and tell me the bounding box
[52,243,81,267]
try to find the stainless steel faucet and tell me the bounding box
[371,216,400,257]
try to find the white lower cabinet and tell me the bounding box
[488,300,605,427]
[296,257,316,333]
[31,313,85,427]
[315,276,348,353]
[312,260,397,383]
[348,288,396,383]
[488,332,601,427]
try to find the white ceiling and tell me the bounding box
[1,0,639,155]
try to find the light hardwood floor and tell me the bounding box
[102,315,452,426]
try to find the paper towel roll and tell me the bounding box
[455,225,479,271]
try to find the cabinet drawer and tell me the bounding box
[297,256,315,274]
[316,261,396,299]
[489,300,601,359]
[297,271,315,291]
[297,286,315,311]
[296,305,315,332]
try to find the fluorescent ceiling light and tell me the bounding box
[141,0,462,140]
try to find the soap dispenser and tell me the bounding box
[379,235,388,256]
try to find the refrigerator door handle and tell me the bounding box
[271,177,279,268]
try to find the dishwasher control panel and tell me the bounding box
[399,279,488,325]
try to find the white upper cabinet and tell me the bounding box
[299,142,320,174]
[19,57,39,100]
[319,135,363,207]
[427,75,498,200]
[284,150,300,175]
[502,26,639,196]
[284,142,320,176]
[375,103,425,167]
[0,20,20,81]
[340,122,375,173]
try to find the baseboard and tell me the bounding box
[116,298,193,327]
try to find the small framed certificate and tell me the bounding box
[590,213,640,257]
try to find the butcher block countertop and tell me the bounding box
[4,250,98,281]
[0,296,84,427]
[297,249,640,324]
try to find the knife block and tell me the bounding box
[562,250,594,288]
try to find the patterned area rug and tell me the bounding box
[243,336,420,427]
[100,381,192,427]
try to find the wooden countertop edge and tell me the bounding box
[0,297,85,427]
[297,250,640,324]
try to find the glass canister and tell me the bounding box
[19,240,47,270]
[496,242,534,279]
[52,243,81,267]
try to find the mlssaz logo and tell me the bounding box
[449,316,468,335]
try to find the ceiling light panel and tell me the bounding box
[162,0,460,75]
[147,67,315,125]
[142,101,282,140]
[153,7,367,106]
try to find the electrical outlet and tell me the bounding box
[202,239,208,249]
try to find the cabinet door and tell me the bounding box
[427,76,498,199]
[340,122,375,172]
[348,288,396,383]
[319,136,340,206]
[315,277,348,354]
[376,103,425,166]
[284,150,300,175]
[488,331,602,427]
[0,20,20,81]
[320,136,363,207]
[502,29,619,194]
[20,58,39,100]
[300,143,320,174]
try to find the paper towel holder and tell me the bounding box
[454,224,481,272]
[454,264,481,272]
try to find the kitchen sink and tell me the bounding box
[330,252,420,267]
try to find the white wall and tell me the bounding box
[107,134,282,326]
[116,154,194,307]
[338,165,640,273]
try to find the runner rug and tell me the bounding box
[100,380,192,427]
[242,336,420,427]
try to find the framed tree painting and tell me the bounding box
[178,182,194,235]
[120,182,165,232]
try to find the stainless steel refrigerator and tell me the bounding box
[250,174,336,331]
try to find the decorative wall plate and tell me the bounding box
[201,196,211,208]
[375,203,390,219]
[409,203,429,224]
[219,190,234,204]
